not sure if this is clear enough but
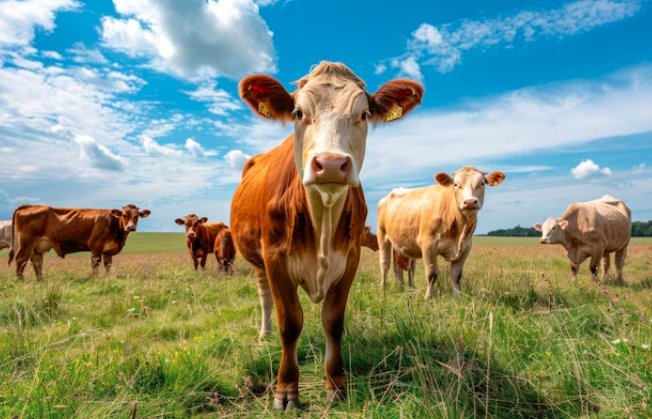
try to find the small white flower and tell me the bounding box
[611,339,621,344]
[128,308,135,312]
[642,344,650,351]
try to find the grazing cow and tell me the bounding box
[534,195,631,282]
[10,204,150,280]
[231,61,423,409]
[214,227,236,274]
[361,226,379,251]
[0,220,10,251]
[377,167,505,298]
[174,215,227,270]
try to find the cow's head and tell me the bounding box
[533,218,568,244]
[174,214,207,240]
[239,61,423,194]
[111,204,150,232]
[435,167,505,214]
[361,226,379,251]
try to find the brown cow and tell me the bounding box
[377,167,505,298]
[534,195,631,282]
[214,227,236,274]
[231,61,422,409]
[10,204,150,280]
[174,215,227,270]
[361,226,379,251]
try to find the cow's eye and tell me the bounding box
[453,183,459,188]
[361,110,370,121]
[294,109,303,120]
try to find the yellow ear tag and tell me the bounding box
[385,103,403,122]
[258,101,275,119]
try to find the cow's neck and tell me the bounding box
[452,209,478,259]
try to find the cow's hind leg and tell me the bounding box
[256,268,273,339]
[615,246,628,284]
[601,253,611,281]
[15,240,34,280]
[392,251,405,291]
[31,252,44,281]
[91,252,102,276]
[322,269,355,402]
[423,243,439,300]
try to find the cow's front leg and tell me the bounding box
[31,252,44,281]
[378,231,392,290]
[200,252,208,270]
[422,243,439,300]
[91,251,102,276]
[450,245,471,297]
[392,251,405,291]
[267,264,303,411]
[589,250,603,282]
[255,268,273,339]
[103,254,113,274]
[601,253,611,281]
[321,269,355,402]
[614,246,627,284]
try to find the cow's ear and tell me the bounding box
[559,220,569,230]
[486,171,506,186]
[175,218,185,225]
[533,223,543,232]
[139,209,151,218]
[239,75,295,122]
[368,79,423,123]
[435,172,453,187]
[200,217,208,223]
[111,209,123,218]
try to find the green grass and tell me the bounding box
[0,236,650,417]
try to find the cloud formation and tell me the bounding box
[224,149,251,170]
[101,0,276,80]
[74,135,127,171]
[570,159,613,180]
[380,0,642,78]
[0,0,80,47]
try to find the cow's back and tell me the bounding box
[564,199,631,251]
[204,222,226,252]
[216,228,236,261]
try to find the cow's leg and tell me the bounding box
[589,250,602,282]
[256,268,273,339]
[601,253,611,281]
[450,246,471,297]
[615,246,627,284]
[190,251,199,270]
[200,252,208,270]
[31,252,44,281]
[103,254,113,274]
[408,259,416,289]
[423,243,439,300]
[392,252,405,291]
[321,269,355,402]
[15,240,35,280]
[266,265,302,411]
[91,252,102,276]
[378,233,392,289]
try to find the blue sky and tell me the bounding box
[0,0,651,233]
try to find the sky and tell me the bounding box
[0,0,651,233]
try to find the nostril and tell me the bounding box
[340,159,351,174]
[312,158,324,173]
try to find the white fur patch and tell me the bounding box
[287,250,348,304]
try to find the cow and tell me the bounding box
[231,61,423,409]
[214,227,236,274]
[174,215,227,270]
[361,226,379,251]
[0,220,10,251]
[377,167,505,299]
[10,204,150,280]
[533,195,631,282]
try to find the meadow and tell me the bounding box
[0,234,650,418]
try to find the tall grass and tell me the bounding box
[0,237,650,417]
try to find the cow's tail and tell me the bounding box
[8,204,30,266]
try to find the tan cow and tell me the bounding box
[10,204,150,280]
[377,167,505,298]
[231,61,422,409]
[174,215,227,270]
[534,195,631,282]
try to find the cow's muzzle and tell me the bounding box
[305,153,357,186]
[126,225,137,232]
[539,238,547,244]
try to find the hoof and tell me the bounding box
[273,392,298,411]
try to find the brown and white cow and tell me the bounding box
[361,226,379,251]
[377,167,505,298]
[231,61,422,409]
[534,195,631,282]
[10,204,150,280]
[214,227,236,274]
[174,215,227,270]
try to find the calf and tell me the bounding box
[231,61,422,409]
[214,227,236,274]
[174,214,226,270]
[377,167,505,298]
[534,195,631,282]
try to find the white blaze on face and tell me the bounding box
[295,80,369,190]
[453,170,487,211]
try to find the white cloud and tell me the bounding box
[184,82,242,115]
[67,42,108,64]
[0,0,80,47]
[74,135,127,171]
[224,149,251,170]
[185,137,216,157]
[382,0,641,75]
[570,159,612,180]
[101,0,276,80]
[42,50,63,60]
[141,135,182,157]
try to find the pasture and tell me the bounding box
[0,235,650,417]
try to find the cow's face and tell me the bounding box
[111,205,150,232]
[239,62,423,195]
[436,167,505,213]
[174,215,207,240]
[534,218,568,244]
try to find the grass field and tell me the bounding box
[0,235,650,417]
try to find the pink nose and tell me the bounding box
[539,238,546,244]
[311,154,352,184]
[187,232,196,239]
[463,198,479,209]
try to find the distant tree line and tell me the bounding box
[486,221,652,237]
